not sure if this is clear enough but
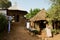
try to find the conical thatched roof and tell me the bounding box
[30,9,46,21]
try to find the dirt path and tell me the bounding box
[48,34,60,40]
[1,25,60,40]
[2,26,41,40]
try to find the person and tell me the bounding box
[44,23,52,40]
[8,16,13,33]
[46,24,52,37]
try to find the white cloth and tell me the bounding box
[7,16,12,21]
[8,16,13,21]
[45,27,52,37]
[26,22,30,29]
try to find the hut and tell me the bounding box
[29,9,47,34]
[0,5,27,33]
[7,5,27,26]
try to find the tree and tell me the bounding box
[47,0,60,20]
[46,0,60,25]
[26,8,40,19]
[0,0,11,9]
[0,13,8,32]
[50,0,60,5]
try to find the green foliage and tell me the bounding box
[51,29,59,35]
[47,5,58,20]
[0,0,11,9]
[26,8,40,19]
[48,0,60,34]
[51,29,56,33]
[33,30,39,35]
[50,0,60,5]
[47,0,60,22]
[0,14,8,32]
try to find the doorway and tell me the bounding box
[15,15,19,22]
[39,20,46,35]
[39,20,46,30]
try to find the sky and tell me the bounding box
[10,0,51,12]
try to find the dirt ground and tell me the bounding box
[1,25,60,40]
[47,34,60,40]
[0,26,41,40]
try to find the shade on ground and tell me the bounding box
[1,25,60,40]
[1,26,41,40]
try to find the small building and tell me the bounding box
[0,5,27,27]
[7,5,27,27]
[29,9,47,34]
[0,5,28,33]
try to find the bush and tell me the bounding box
[51,29,59,35]
[32,30,39,35]
[0,14,8,32]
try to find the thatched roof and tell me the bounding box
[30,9,46,21]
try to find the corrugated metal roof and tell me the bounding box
[8,4,25,11]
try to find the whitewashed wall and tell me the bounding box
[0,10,7,16]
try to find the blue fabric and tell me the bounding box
[8,21,10,33]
